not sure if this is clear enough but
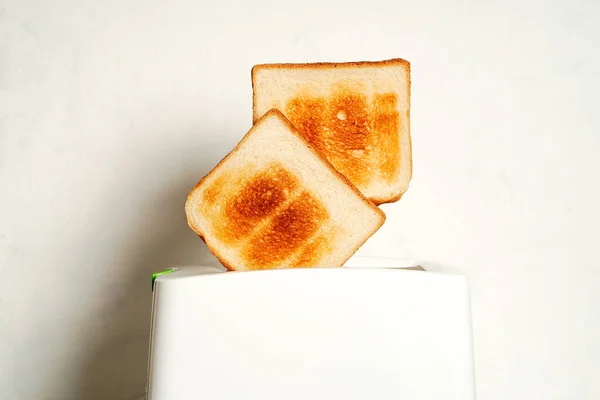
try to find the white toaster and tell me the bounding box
[146,258,475,399]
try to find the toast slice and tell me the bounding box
[185,109,386,271]
[252,58,411,204]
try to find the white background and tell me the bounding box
[0,0,598,399]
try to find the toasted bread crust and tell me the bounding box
[251,58,411,205]
[186,109,385,271]
[251,58,410,78]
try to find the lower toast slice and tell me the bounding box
[185,109,385,271]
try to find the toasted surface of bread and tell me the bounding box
[185,109,385,271]
[252,58,411,204]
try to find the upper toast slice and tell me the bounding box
[185,109,385,271]
[252,58,411,205]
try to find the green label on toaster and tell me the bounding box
[151,268,175,291]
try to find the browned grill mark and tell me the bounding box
[285,86,400,189]
[371,93,401,182]
[242,191,328,269]
[285,97,328,155]
[204,163,299,243]
[292,231,335,267]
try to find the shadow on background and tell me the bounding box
[72,130,231,400]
